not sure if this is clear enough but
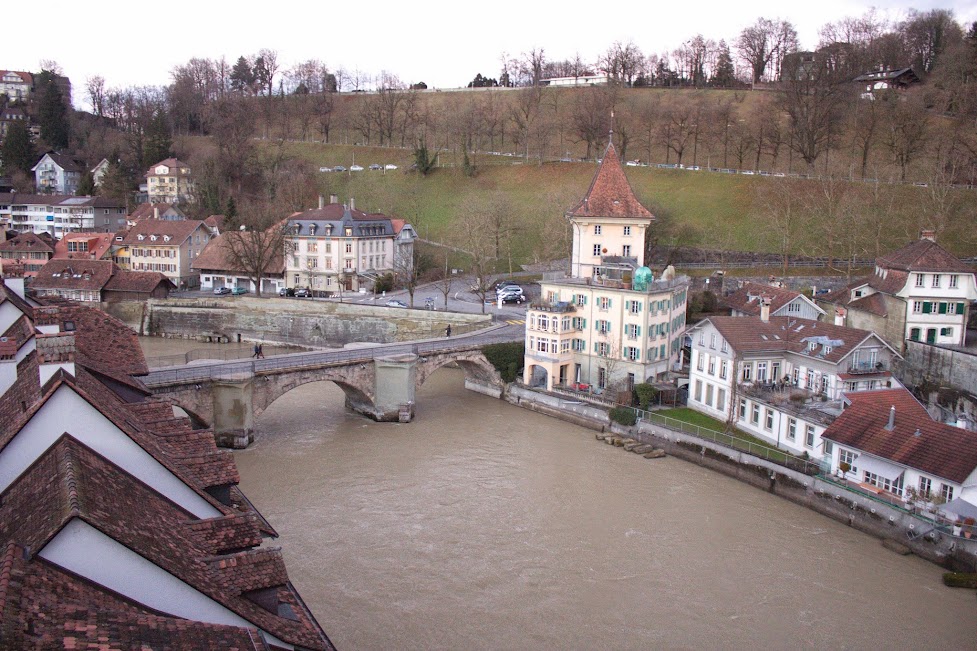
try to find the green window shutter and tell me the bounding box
[594,321,599,331]
[607,299,612,309]
[637,302,643,311]
[636,325,641,337]
[922,302,931,313]
[958,303,965,314]
[938,302,947,314]
[582,319,586,329]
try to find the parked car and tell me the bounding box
[498,292,525,304]
[231,287,248,295]
[319,166,332,172]
[295,288,312,297]
[213,287,231,295]
[495,280,521,291]
[384,164,398,170]
[386,299,408,308]
[350,164,364,172]
[369,163,382,171]
[279,287,295,297]
[333,165,347,172]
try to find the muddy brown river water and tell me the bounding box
[143,338,976,650]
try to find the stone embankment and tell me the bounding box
[502,383,977,573]
[595,433,667,458]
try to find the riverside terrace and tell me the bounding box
[142,327,520,448]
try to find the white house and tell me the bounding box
[0,193,127,236]
[822,388,977,509]
[0,70,32,101]
[146,158,195,204]
[686,311,901,460]
[820,231,977,351]
[32,152,86,195]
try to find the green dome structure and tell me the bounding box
[633,266,653,291]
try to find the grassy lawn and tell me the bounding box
[654,407,801,465]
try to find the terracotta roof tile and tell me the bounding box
[102,269,175,293]
[567,141,654,221]
[878,238,975,274]
[29,259,116,292]
[120,219,207,246]
[823,388,977,483]
[51,232,115,262]
[722,282,821,317]
[0,231,56,254]
[192,232,284,275]
[847,292,888,317]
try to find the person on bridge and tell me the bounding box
[445,325,451,337]
[252,344,260,359]
[257,344,264,359]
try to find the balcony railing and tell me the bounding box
[848,361,886,374]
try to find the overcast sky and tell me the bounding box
[8,1,977,109]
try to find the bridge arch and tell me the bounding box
[252,367,377,419]
[415,350,504,392]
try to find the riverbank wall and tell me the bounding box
[105,297,491,347]
[502,384,977,572]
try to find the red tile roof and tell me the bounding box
[119,219,207,246]
[722,282,820,317]
[102,269,175,294]
[51,232,115,262]
[147,158,192,176]
[847,291,889,317]
[127,202,185,220]
[567,141,655,221]
[30,259,116,292]
[878,237,975,274]
[823,388,977,483]
[0,231,56,254]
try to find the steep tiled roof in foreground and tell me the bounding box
[567,141,654,221]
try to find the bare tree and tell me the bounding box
[736,17,799,84]
[220,201,286,298]
[756,178,809,276]
[878,90,928,182]
[779,55,848,169]
[85,76,106,116]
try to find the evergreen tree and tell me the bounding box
[76,170,96,196]
[225,196,237,220]
[0,119,35,176]
[143,109,172,168]
[35,70,70,150]
[713,41,737,87]
[98,156,135,206]
[230,56,254,94]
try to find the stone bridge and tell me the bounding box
[143,335,513,448]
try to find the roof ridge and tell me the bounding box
[58,436,82,517]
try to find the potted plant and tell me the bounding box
[838,462,851,478]
[964,517,976,539]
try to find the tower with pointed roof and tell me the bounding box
[567,139,655,279]
[522,137,690,393]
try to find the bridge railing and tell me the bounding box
[143,328,520,387]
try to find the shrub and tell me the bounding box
[609,406,637,426]
[634,383,657,410]
[482,342,524,383]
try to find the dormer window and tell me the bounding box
[808,341,817,351]
[150,235,158,241]
[310,223,318,235]
[137,234,145,241]
[915,274,924,287]
[932,274,940,288]
[345,227,352,236]
[163,235,171,242]
[823,346,832,355]
[949,275,959,289]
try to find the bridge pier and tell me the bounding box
[212,378,255,449]
[347,354,417,422]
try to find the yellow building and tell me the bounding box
[523,140,689,393]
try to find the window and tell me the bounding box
[720,339,728,353]
[705,384,714,406]
[720,360,728,380]
[742,363,752,382]
[624,346,640,361]
[941,484,954,502]
[597,342,610,356]
[910,327,921,341]
[915,273,924,287]
[751,404,760,425]
[574,294,587,306]
[597,296,611,310]
[696,351,704,371]
[593,244,602,256]
[932,274,941,288]
[709,333,716,349]
[738,399,747,420]
[624,323,640,339]
[694,380,702,402]
[764,409,774,430]
[623,226,631,236]
[622,245,631,257]
[707,357,716,375]
[912,301,923,314]
[840,449,858,474]
[823,440,833,456]
[628,300,641,314]
[787,418,797,440]
[864,471,903,497]
[596,320,611,334]
[572,339,586,352]
[756,362,767,382]
[940,327,953,337]
[594,225,602,235]
[918,476,932,498]
[805,424,815,448]
[716,388,726,412]
[787,302,800,312]
[571,317,586,330]
[598,367,607,389]
[949,275,958,289]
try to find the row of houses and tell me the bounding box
[26,153,196,204]
[0,271,335,648]
[523,131,977,518]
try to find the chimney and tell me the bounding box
[349,197,355,211]
[154,205,159,220]
[318,195,325,209]
[330,194,339,204]
[0,338,18,398]
[919,229,936,242]
[885,405,895,431]
[834,308,846,327]
[2,265,26,299]
[37,332,75,386]
[759,298,771,323]
[33,306,63,334]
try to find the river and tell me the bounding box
[142,338,976,649]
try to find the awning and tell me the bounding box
[856,454,904,481]
[939,498,977,522]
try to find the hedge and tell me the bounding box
[609,406,637,426]
[482,342,524,383]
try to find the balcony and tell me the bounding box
[848,361,886,374]
[529,301,576,314]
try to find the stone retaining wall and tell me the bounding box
[104,297,490,348]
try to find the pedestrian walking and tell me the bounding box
[257,344,264,359]
[445,325,452,337]
[252,344,259,359]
